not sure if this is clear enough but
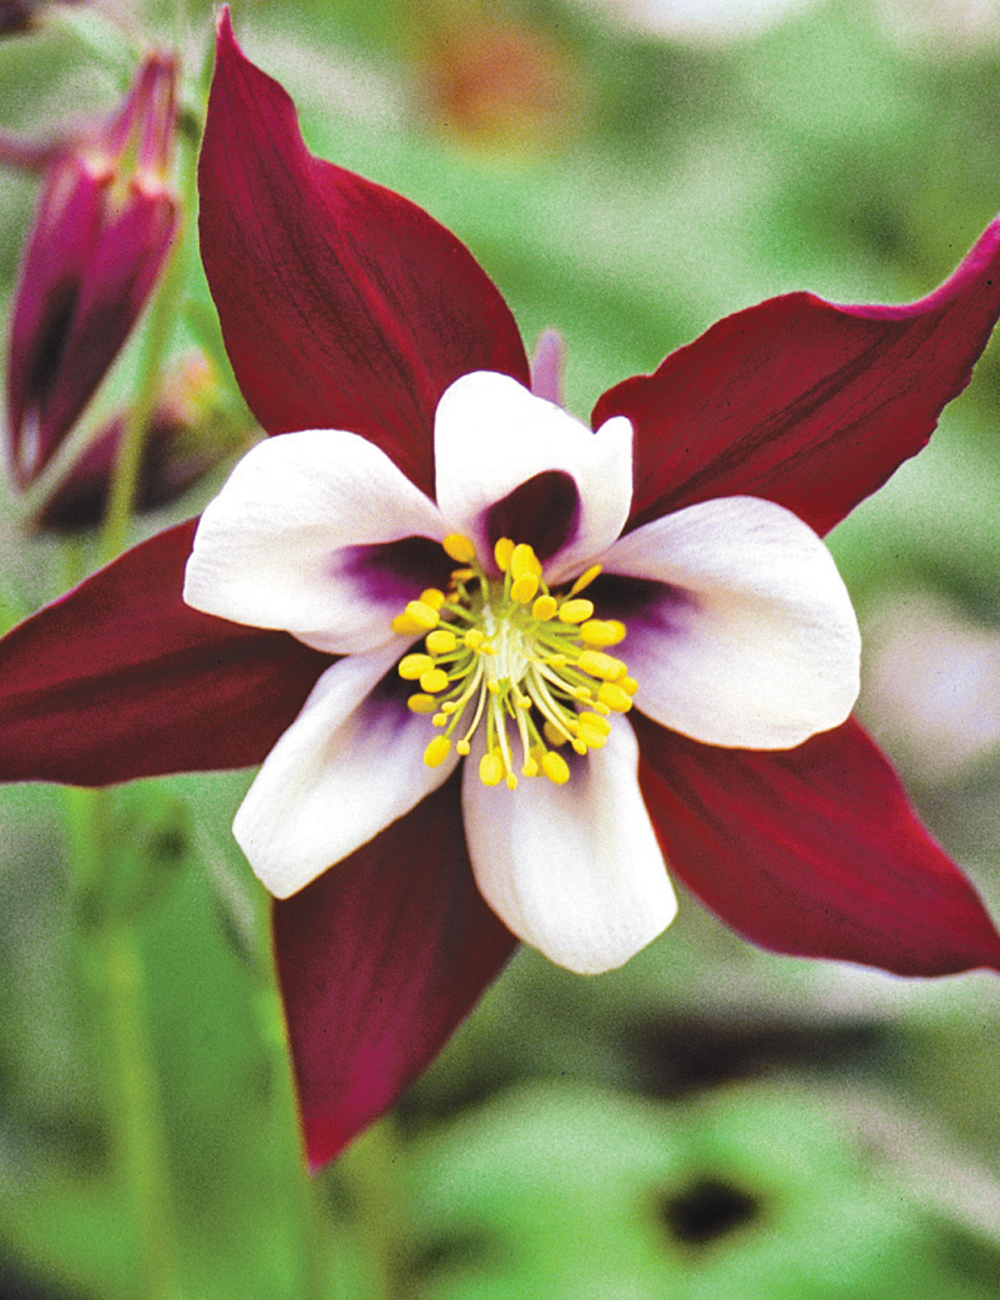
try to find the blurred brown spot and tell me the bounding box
[419,21,584,152]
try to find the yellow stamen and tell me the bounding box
[510,543,542,580]
[399,653,434,680]
[392,540,639,790]
[424,735,451,767]
[420,668,451,694]
[577,650,626,681]
[597,682,632,713]
[479,748,505,786]
[569,564,602,595]
[576,713,611,748]
[402,599,439,630]
[426,628,457,655]
[420,588,446,611]
[443,533,477,563]
[558,598,594,624]
[494,537,515,572]
[511,573,539,604]
[579,619,626,648]
[541,751,571,784]
[543,720,570,747]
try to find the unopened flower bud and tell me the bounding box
[7,50,179,489]
[33,355,253,533]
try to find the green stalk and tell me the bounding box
[255,923,336,1300]
[63,785,179,1300]
[99,122,198,567]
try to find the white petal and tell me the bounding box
[184,430,445,654]
[462,721,676,974]
[602,496,861,748]
[233,642,459,897]
[434,371,633,581]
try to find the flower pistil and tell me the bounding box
[393,532,638,788]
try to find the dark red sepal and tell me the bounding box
[274,772,517,1168]
[633,712,1000,976]
[198,10,530,500]
[595,219,1000,537]
[0,520,331,785]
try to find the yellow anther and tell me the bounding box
[403,599,439,630]
[420,668,450,694]
[576,713,611,748]
[570,738,587,755]
[522,757,539,777]
[420,588,446,611]
[511,573,539,604]
[426,628,457,655]
[577,711,611,737]
[464,629,485,650]
[532,594,558,621]
[558,598,594,624]
[572,686,594,701]
[440,701,460,714]
[432,713,448,727]
[547,653,567,667]
[451,567,475,582]
[541,750,571,784]
[407,693,438,714]
[479,748,505,786]
[494,537,515,572]
[424,735,452,767]
[569,564,602,595]
[442,533,477,564]
[579,619,626,648]
[620,676,639,696]
[487,680,500,695]
[456,739,471,756]
[597,682,633,713]
[506,772,518,790]
[516,696,533,709]
[543,720,570,747]
[510,543,542,580]
[399,653,434,680]
[577,650,627,681]
[391,613,424,636]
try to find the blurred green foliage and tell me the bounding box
[1,0,1000,1296]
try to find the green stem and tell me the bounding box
[255,920,335,1300]
[99,122,198,567]
[63,786,179,1300]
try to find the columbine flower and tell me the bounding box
[1,9,999,1166]
[182,366,861,976]
[6,50,178,488]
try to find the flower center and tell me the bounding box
[391,533,637,789]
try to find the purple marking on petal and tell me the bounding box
[484,470,579,560]
[339,536,453,605]
[592,573,699,637]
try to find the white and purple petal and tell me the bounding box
[434,371,633,579]
[461,720,676,974]
[601,495,860,749]
[184,429,445,654]
[233,641,460,898]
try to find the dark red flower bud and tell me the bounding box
[6,50,179,489]
[33,355,254,533]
